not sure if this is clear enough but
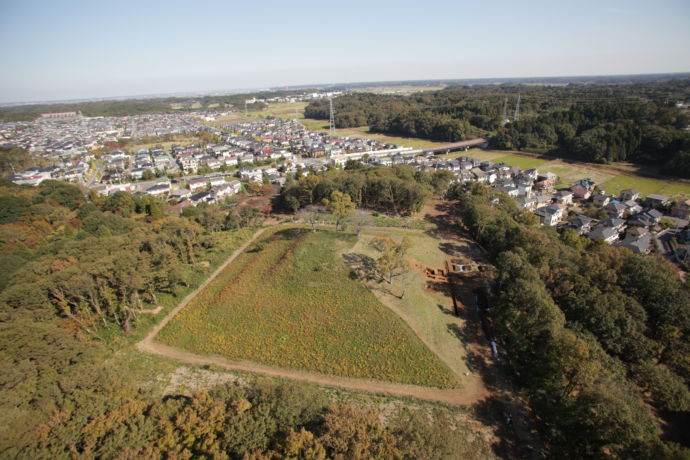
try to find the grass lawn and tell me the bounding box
[334,126,444,149]
[347,229,475,380]
[540,163,616,187]
[600,175,690,199]
[158,227,459,388]
[125,136,200,153]
[246,102,308,119]
[493,154,548,169]
[298,118,330,131]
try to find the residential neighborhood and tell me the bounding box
[3,109,690,271]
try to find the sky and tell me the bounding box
[0,0,689,104]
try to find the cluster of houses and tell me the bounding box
[560,189,675,254]
[5,107,690,263]
[224,118,394,158]
[92,172,243,208]
[0,112,203,155]
[356,152,686,257]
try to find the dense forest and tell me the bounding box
[0,146,34,176]
[0,179,490,458]
[277,163,454,215]
[448,182,690,458]
[305,79,690,177]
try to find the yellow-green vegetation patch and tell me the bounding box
[540,163,616,187]
[247,101,308,119]
[351,228,447,268]
[159,227,458,388]
[299,118,330,131]
[600,175,690,199]
[334,127,444,149]
[493,154,548,169]
[347,229,477,379]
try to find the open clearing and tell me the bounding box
[297,118,443,148]
[158,226,459,388]
[346,227,489,394]
[124,136,200,153]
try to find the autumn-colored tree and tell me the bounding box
[370,236,411,286]
[323,191,354,232]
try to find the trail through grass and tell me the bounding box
[159,227,459,388]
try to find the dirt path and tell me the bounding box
[137,227,268,354]
[141,339,488,406]
[137,224,490,406]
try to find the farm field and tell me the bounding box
[598,174,690,198]
[493,154,548,169]
[540,162,616,187]
[158,227,459,388]
[248,101,308,119]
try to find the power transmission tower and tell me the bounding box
[502,97,508,125]
[244,100,248,118]
[328,97,336,136]
[514,93,521,122]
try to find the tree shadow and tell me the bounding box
[473,394,545,460]
[341,252,378,282]
[439,241,466,256]
[275,227,308,240]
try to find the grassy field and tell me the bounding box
[125,136,200,153]
[493,154,548,169]
[347,228,483,380]
[541,163,616,187]
[599,175,690,199]
[299,121,444,149]
[159,227,459,388]
[247,101,308,119]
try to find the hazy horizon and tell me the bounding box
[1,0,689,104]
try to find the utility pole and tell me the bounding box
[329,96,336,137]
[514,93,521,122]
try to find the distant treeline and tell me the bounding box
[0,90,310,121]
[449,182,690,458]
[305,80,690,177]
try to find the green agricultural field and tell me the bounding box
[246,101,308,119]
[298,118,330,131]
[159,227,459,388]
[493,154,548,169]
[540,163,616,187]
[600,175,690,199]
